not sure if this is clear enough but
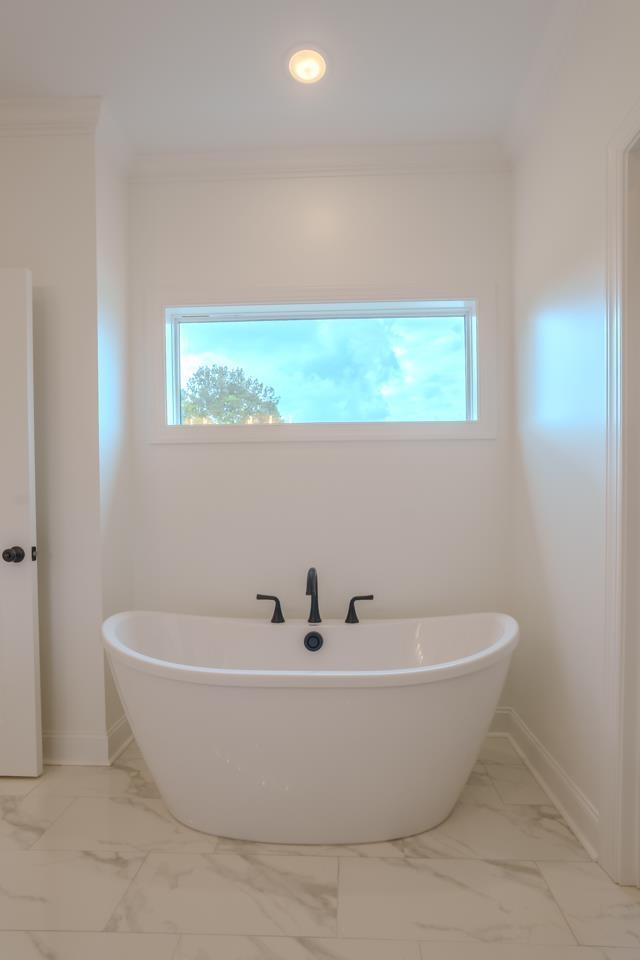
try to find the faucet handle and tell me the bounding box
[345,595,374,624]
[257,594,285,623]
[305,567,317,596]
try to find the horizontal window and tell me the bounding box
[165,301,477,429]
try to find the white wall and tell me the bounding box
[507,0,640,833]
[0,99,129,762]
[129,156,512,623]
[0,112,108,760]
[95,109,132,737]
[617,144,640,876]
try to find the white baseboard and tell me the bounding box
[107,714,132,763]
[491,706,599,860]
[43,714,132,766]
[43,731,110,766]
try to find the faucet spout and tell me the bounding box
[306,567,322,623]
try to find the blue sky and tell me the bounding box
[179,315,467,423]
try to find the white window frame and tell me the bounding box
[152,296,497,443]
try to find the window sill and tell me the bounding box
[149,421,496,444]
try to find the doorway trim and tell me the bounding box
[602,101,640,885]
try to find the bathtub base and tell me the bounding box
[112,661,509,844]
[168,800,459,846]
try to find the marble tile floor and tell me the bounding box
[0,737,638,959]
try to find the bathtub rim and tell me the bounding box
[102,610,519,688]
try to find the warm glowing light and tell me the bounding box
[288,49,326,84]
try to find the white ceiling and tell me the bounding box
[0,0,559,154]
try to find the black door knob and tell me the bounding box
[2,546,25,563]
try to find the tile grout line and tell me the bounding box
[0,929,595,943]
[13,930,613,956]
[532,858,583,947]
[0,929,181,935]
[336,856,343,938]
[23,794,77,851]
[0,929,414,940]
[3,927,619,947]
[530,859,640,949]
[0,779,40,801]
[100,849,151,933]
[27,847,592,863]
[478,775,507,808]
[485,767,554,807]
[169,931,183,960]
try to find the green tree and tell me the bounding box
[181,363,283,424]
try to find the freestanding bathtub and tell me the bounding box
[103,611,518,844]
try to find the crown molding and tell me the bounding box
[130,141,511,183]
[0,97,102,138]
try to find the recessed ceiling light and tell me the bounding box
[288,48,327,84]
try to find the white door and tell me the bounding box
[0,268,41,776]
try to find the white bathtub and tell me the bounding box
[103,610,518,844]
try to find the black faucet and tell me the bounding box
[345,594,374,623]
[256,594,285,623]
[306,567,322,623]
